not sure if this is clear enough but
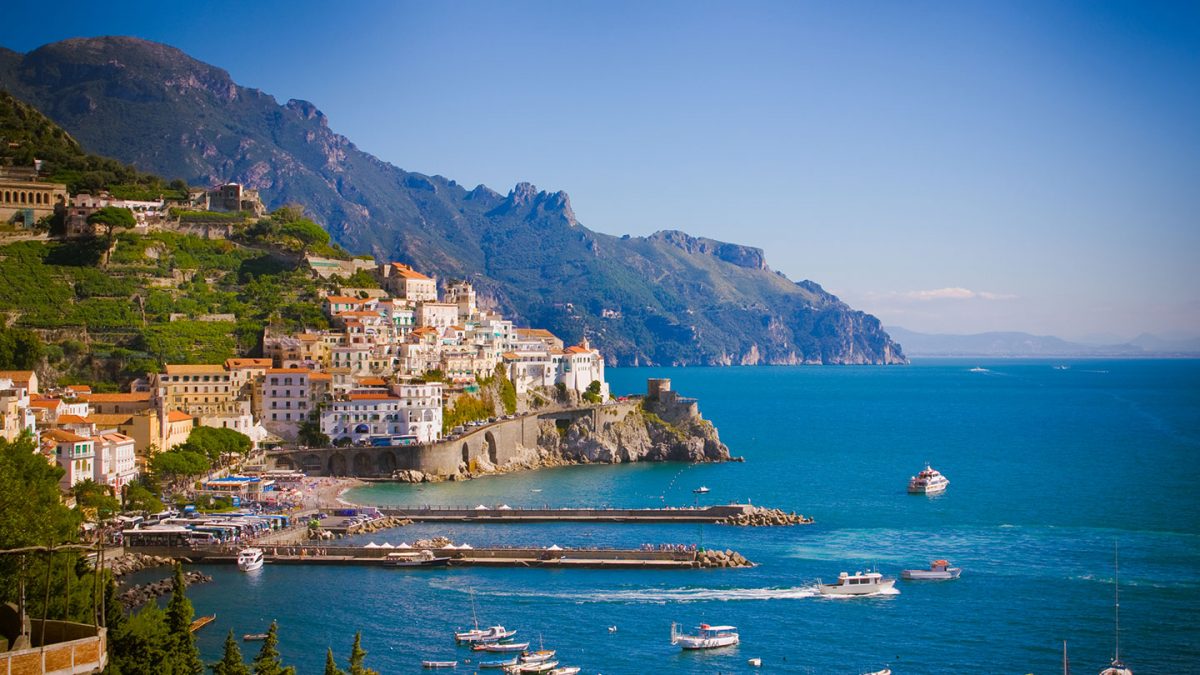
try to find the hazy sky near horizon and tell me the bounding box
[3,1,1198,339]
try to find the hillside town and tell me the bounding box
[1,172,609,500]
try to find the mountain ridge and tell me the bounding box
[883,326,1197,357]
[0,36,906,366]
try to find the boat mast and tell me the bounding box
[470,588,479,631]
[1062,640,1070,675]
[1113,541,1121,665]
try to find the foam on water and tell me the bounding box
[428,580,820,604]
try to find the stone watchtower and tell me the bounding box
[646,377,674,403]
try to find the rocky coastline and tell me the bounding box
[390,390,737,484]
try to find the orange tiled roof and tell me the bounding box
[309,373,333,381]
[324,295,362,304]
[81,392,150,403]
[165,364,226,375]
[0,370,35,381]
[356,377,387,386]
[390,263,432,280]
[267,368,311,375]
[66,385,92,394]
[88,413,135,427]
[56,414,90,425]
[565,345,593,354]
[27,399,61,410]
[225,358,273,369]
[516,328,558,339]
[348,393,398,401]
[42,428,90,443]
[166,410,193,423]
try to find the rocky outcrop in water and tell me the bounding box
[719,506,813,526]
[118,570,211,609]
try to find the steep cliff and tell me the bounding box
[0,37,906,365]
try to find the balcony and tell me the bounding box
[0,605,107,674]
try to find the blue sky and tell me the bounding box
[2,1,1198,339]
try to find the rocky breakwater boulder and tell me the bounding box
[119,570,212,609]
[107,552,173,577]
[696,548,754,568]
[535,399,737,467]
[720,506,813,526]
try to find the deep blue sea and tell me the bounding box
[184,360,1200,674]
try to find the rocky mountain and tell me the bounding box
[0,37,905,365]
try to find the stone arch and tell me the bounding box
[328,453,347,476]
[303,454,322,472]
[377,450,396,475]
[353,452,373,476]
[275,457,294,470]
[485,431,498,465]
[461,442,470,465]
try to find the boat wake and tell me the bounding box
[431,582,819,604]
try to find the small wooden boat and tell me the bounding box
[242,633,269,641]
[189,614,216,633]
[479,656,519,669]
[475,641,530,652]
[548,668,580,675]
[421,660,457,669]
[861,670,891,675]
[512,661,558,673]
[520,649,556,664]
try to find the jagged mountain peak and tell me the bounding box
[0,38,905,366]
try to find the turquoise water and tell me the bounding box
[186,360,1200,673]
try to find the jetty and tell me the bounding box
[176,544,754,570]
[365,504,751,523]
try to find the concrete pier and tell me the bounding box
[167,544,752,569]
[362,504,756,523]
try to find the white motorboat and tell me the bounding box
[389,549,451,567]
[693,486,710,494]
[237,547,264,572]
[457,625,516,643]
[901,559,962,580]
[671,622,739,650]
[421,660,457,668]
[548,668,580,675]
[479,656,519,669]
[907,464,949,494]
[817,570,897,596]
[1099,544,1133,675]
[862,670,892,675]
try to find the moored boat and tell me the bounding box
[422,660,457,668]
[693,486,710,494]
[907,464,949,494]
[671,622,739,650]
[242,633,268,641]
[508,661,558,673]
[862,670,892,675]
[520,650,556,663]
[817,570,897,596]
[237,547,264,571]
[476,641,530,652]
[1099,544,1133,675]
[901,559,962,580]
[548,668,580,675]
[189,614,216,633]
[479,656,519,669]
[389,549,451,567]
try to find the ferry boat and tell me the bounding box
[817,570,896,596]
[237,547,264,572]
[901,559,962,580]
[671,623,739,650]
[907,464,949,494]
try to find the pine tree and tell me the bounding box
[323,648,345,675]
[165,563,205,675]
[346,632,378,675]
[251,621,296,675]
[212,629,250,675]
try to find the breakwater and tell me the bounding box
[362,503,763,523]
[158,544,753,569]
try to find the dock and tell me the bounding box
[178,544,751,570]
[364,504,757,524]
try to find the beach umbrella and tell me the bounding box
[396,542,412,549]
[547,544,563,551]
[474,504,489,510]
[380,542,394,548]
[364,542,379,548]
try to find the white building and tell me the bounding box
[262,369,314,439]
[380,263,437,302]
[416,302,459,330]
[42,429,94,491]
[94,432,139,491]
[321,382,443,445]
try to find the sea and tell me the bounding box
[182,359,1200,674]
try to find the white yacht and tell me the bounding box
[908,464,949,494]
[817,570,896,596]
[236,547,264,572]
[671,623,739,650]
